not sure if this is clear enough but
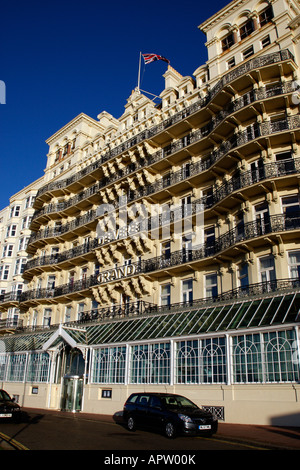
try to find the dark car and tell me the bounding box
[123,392,218,438]
[0,389,22,422]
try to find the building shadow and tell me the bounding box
[269,412,300,444]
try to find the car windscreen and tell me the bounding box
[162,395,198,409]
[0,390,11,401]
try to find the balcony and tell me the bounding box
[0,318,23,335]
[26,146,300,254]
[24,238,99,274]
[32,79,296,225]
[7,278,300,336]
[19,211,300,304]
[27,209,96,250]
[0,292,22,306]
[33,50,295,205]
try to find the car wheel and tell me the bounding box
[127,416,136,432]
[164,421,177,438]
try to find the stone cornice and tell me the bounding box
[199,0,250,33]
[45,113,104,146]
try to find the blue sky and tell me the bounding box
[0,0,228,210]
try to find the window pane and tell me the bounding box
[232,334,262,383]
[263,330,299,382]
[205,274,218,298]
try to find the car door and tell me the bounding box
[148,396,164,431]
[135,394,150,427]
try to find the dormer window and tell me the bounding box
[222,32,234,52]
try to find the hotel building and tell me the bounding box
[0,179,44,332]
[0,0,300,425]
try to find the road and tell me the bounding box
[0,410,268,452]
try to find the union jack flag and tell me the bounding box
[142,53,170,65]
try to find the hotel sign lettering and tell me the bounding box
[97,263,136,284]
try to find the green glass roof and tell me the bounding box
[1,330,53,353]
[85,292,300,345]
[1,292,299,352]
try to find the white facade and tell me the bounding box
[199,0,300,83]
[0,0,300,427]
[0,178,44,327]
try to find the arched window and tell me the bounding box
[222,32,235,52]
[130,343,170,384]
[93,349,109,383]
[26,352,50,383]
[7,353,27,382]
[232,334,262,383]
[176,341,199,384]
[110,348,126,383]
[92,346,126,383]
[259,5,274,27]
[151,344,170,384]
[131,345,149,384]
[201,338,227,383]
[264,330,299,382]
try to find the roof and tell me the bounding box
[1,292,299,352]
[85,292,300,345]
[199,0,248,32]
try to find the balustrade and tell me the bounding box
[27,151,300,250]
[19,211,300,303]
[34,50,295,201]
[31,110,300,228]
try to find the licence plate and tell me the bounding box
[199,425,211,430]
[0,413,12,418]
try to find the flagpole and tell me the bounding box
[137,51,142,92]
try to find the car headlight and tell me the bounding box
[178,414,193,423]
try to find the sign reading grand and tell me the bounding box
[97,263,136,284]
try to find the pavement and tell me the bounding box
[1,407,300,450]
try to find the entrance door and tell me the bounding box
[61,376,83,412]
[60,348,86,412]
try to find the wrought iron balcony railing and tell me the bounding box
[19,211,300,303]
[0,292,22,303]
[28,209,96,245]
[32,80,294,222]
[24,154,300,274]
[8,278,300,335]
[34,50,294,201]
[32,79,296,224]
[27,114,300,248]
[0,319,22,331]
[25,238,99,272]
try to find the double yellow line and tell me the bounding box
[0,431,29,450]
